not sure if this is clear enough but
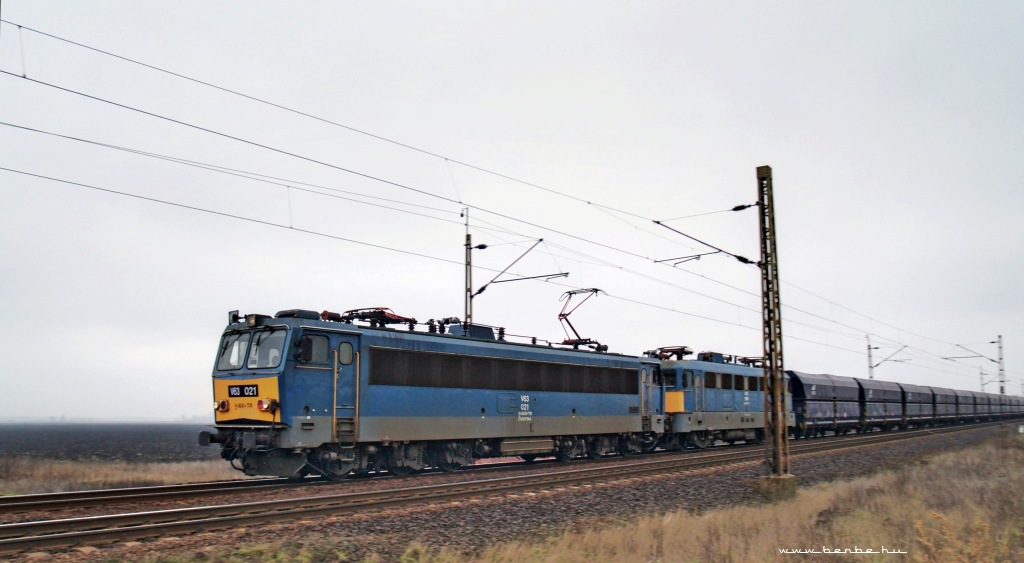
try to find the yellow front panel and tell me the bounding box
[666,390,685,413]
[213,376,281,423]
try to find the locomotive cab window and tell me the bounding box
[299,335,330,364]
[247,328,286,369]
[216,332,250,371]
[682,370,693,388]
[338,342,354,365]
[663,370,678,388]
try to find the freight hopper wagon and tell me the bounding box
[898,383,933,427]
[929,387,958,424]
[854,378,903,431]
[200,309,666,479]
[787,372,860,437]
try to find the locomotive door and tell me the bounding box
[332,335,360,442]
[640,365,657,432]
[693,371,704,414]
[641,365,655,415]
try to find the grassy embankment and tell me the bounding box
[0,457,242,495]
[188,430,1023,562]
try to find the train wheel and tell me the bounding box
[385,450,417,477]
[312,456,355,481]
[387,463,415,477]
[311,447,355,481]
[587,436,612,459]
[618,434,643,456]
[436,460,461,472]
[429,442,471,472]
[641,433,659,453]
[555,437,585,462]
[690,431,713,449]
[663,434,684,451]
[322,464,352,481]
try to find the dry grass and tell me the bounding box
[0,456,245,495]
[25,431,1024,562]
[412,431,1024,563]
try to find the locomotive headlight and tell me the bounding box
[257,399,278,412]
[215,400,229,412]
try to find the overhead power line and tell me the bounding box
[0,57,890,347]
[0,121,463,225]
[7,163,991,374]
[0,166,469,266]
[0,120,765,320]
[781,281,960,349]
[653,219,756,265]
[0,19,739,257]
[0,22,998,367]
[0,18,655,223]
[2,166,876,357]
[0,109,972,372]
[658,204,755,222]
[3,70,719,270]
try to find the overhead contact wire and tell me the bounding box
[0,70,687,268]
[4,167,830,347]
[0,22,982,359]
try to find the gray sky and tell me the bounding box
[1,2,1022,421]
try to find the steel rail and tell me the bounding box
[0,420,1009,555]
[0,458,545,514]
[0,477,311,512]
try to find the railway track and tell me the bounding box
[0,458,541,515]
[0,477,312,512]
[2,418,1008,516]
[0,421,1009,556]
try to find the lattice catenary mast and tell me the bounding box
[757,165,791,479]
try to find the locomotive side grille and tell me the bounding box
[369,348,639,394]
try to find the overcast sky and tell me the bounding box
[1,2,1022,421]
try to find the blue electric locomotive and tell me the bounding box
[200,308,666,479]
[656,350,792,448]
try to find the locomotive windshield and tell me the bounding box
[217,332,250,370]
[215,328,287,371]
[248,329,286,368]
